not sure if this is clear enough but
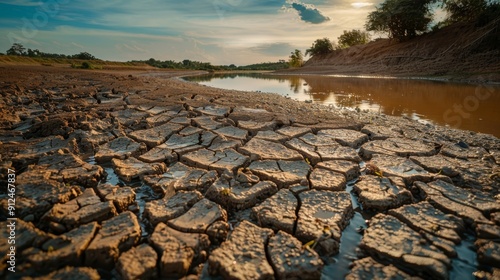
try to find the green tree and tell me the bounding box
[337,29,371,49]
[288,49,304,67]
[365,0,435,41]
[6,43,26,56]
[305,38,335,57]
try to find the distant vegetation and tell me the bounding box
[71,61,101,70]
[6,43,98,60]
[4,43,289,71]
[288,49,304,68]
[131,58,289,71]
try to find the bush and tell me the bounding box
[81,61,93,69]
[71,61,101,69]
[338,29,371,49]
[288,49,304,67]
[305,38,335,57]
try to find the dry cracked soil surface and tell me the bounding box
[0,65,500,280]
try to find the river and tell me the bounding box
[184,73,500,138]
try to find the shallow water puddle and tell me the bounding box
[450,232,478,280]
[322,180,369,279]
[87,156,159,237]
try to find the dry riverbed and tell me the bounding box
[0,65,499,279]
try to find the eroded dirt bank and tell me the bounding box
[278,20,500,83]
[0,65,499,279]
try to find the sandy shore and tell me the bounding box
[1,65,499,279]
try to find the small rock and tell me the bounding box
[276,126,311,138]
[252,189,298,234]
[144,191,203,226]
[214,126,248,141]
[116,244,158,280]
[112,157,166,182]
[345,257,419,280]
[239,138,303,161]
[296,190,353,255]
[316,160,360,181]
[268,230,324,279]
[309,168,346,191]
[96,183,136,212]
[248,160,311,188]
[28,266,100,280]
[318,129,369,148]
[206,221,230,245]
[205,177,278,210]
[144,162,217,195]
[388,201,464,244]
[353,175,412,211]
[360,124,402,140]
[238,121,277,136]
[181,148,249,174]
[360,138,437,160]
[360,214,450,280]
[168,198,227,233]
[208,220,275,279]
[95,136,147,162]
[85,211,141,269]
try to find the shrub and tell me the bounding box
[305,38,335,57]
[81,61,93,69]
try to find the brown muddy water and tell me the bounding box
[184,73,500,138]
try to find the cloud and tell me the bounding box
[251,42,295,56]
[117,43,146,53]
[0,0,39,6]
[289,1,330,24]
[70,42,84,49]
[351,2,373,8]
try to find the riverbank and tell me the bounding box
[1,65,499,279]
[277,20,500,84]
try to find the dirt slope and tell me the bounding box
[280,19,500,82]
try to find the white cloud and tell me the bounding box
[351,2,373,8]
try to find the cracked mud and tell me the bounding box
[0,66,499,279]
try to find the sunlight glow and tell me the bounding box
[351,2,373,8]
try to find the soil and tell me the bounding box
[0,65,499,279]
[278,20,500,83]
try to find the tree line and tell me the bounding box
[133,58,289,71]
[3,43,289,71]
[289,0,500,67]
[4,43,98,60]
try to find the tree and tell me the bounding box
[288,49,304,67]
[365,0,435,41]
[26,48,41,57]
[72,52,96,60]
[305,38,335,57]
[6,43,26,56]
[337,29,371,49]
[442,0,489,23]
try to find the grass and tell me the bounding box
[0,55,148,69]
[71,61,102,70]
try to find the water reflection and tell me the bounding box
[184,73,500,137]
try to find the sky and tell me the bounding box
[1,0,398,65]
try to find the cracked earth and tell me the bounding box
[0,66,499,279]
